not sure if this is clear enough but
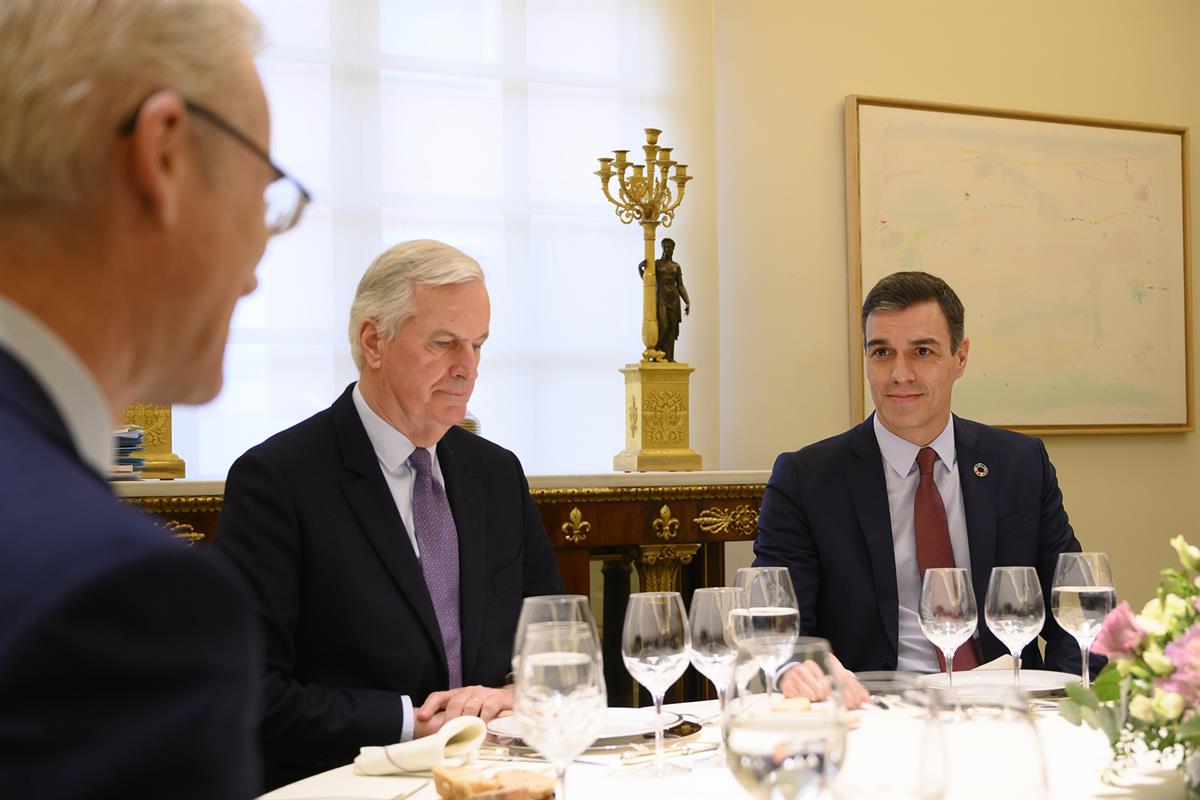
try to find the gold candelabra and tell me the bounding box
[595,128,692,362]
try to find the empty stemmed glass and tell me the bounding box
[512,618,606,800]
[918,567,977,687]
[1051,552,1115,689]
[731,567,800,697]
[688,586,745,762]
[622,591,691,777]
[984,566,1045,686]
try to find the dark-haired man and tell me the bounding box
[754,271,1096,679]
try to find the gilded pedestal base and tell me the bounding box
[123,403,185,479]
[613,361,702,472]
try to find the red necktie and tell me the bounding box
[915,447,979,671]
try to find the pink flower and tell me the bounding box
[1156,621,1200,705]
[1091,601,1146,659]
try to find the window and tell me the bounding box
[174,1,685,477]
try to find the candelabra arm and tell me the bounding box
[597,175,624,212]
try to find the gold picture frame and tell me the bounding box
[845,95,1192,434]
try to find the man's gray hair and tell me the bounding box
[349,240,485,370]
[0,0,261,208]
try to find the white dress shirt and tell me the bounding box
[351,382,450,741]
[873,413,973,673]
[0,294,111,476]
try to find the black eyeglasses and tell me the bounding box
[119,97,311,235]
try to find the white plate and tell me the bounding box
[917,669,1081,697]
[487,707,682,742]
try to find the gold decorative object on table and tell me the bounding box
[122,403,185,479]
[596,128,701,472]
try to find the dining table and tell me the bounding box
[259,697,1184,799]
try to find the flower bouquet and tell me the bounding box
[1059,536,1200,793]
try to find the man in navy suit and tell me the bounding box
[216,240,564,789]
[0,1,310,796]
[755,271,1092,680]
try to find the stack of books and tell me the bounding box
[109,426,145,481]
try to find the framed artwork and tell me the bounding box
[845,95,1192,434]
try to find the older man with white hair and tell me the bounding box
[0,1,310,797]
[216,239,564,790]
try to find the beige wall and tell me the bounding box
[713,0,1200,604]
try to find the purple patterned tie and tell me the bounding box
[408,447,462,688]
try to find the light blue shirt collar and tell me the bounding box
[873,412,957,479]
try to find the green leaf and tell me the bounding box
[1178,715,1200,743]
[1065,681,1100,709]
[1080,706,1100,731]
[1091,664,1122,703]
[1059,699,1083,726]
[1095,706,1121,745]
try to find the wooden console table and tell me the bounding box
[114,470,768,706]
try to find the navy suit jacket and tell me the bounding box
[753,414,1093,675]
[0,347,261,798]
[215,384,564,789]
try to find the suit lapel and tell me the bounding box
[438,427,487,683]
[0,346,82,461]
[331,386,447,673]
[954,416,996,616]
[845,416,900,660]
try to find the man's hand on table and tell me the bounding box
[779,654,870,709]
[415,684,514,736]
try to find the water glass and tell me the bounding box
[918,567,977,687]
[512,620,606,800]
[733,567,800,696]
[621,591,691,777]
[724,637,847,799]
[984,566,1045,686]
[1051,552,1115,689]
[512,594,601,673]
[932,685,1048,798]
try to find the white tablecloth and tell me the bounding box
[260,699,1182,799]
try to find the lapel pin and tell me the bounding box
[973,462,989,478]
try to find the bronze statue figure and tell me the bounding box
[637,238,690,362]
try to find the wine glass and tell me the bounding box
[512,619,606,800]
[724,637,848,799]
[732,567,800,696]
[512,595,600,674]
[918,567,977,687]
[621,591,691,777]
[984,566,1045,687]
[1051,552,1115,689]
[689,587,744,712]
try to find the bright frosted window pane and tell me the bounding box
[233,204,336,331]
[244,0,330,50]
[379,0,501,64]
[527,83,623,204]
[178,342,339,479]
[380,71,504,198]
[256,60,332,191]
[527,213,640,359]
[526,1,621,75]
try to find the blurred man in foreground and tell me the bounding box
[0,1,308,795]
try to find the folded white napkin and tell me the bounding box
[976,654,1016,671]
[353,715,487,775]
